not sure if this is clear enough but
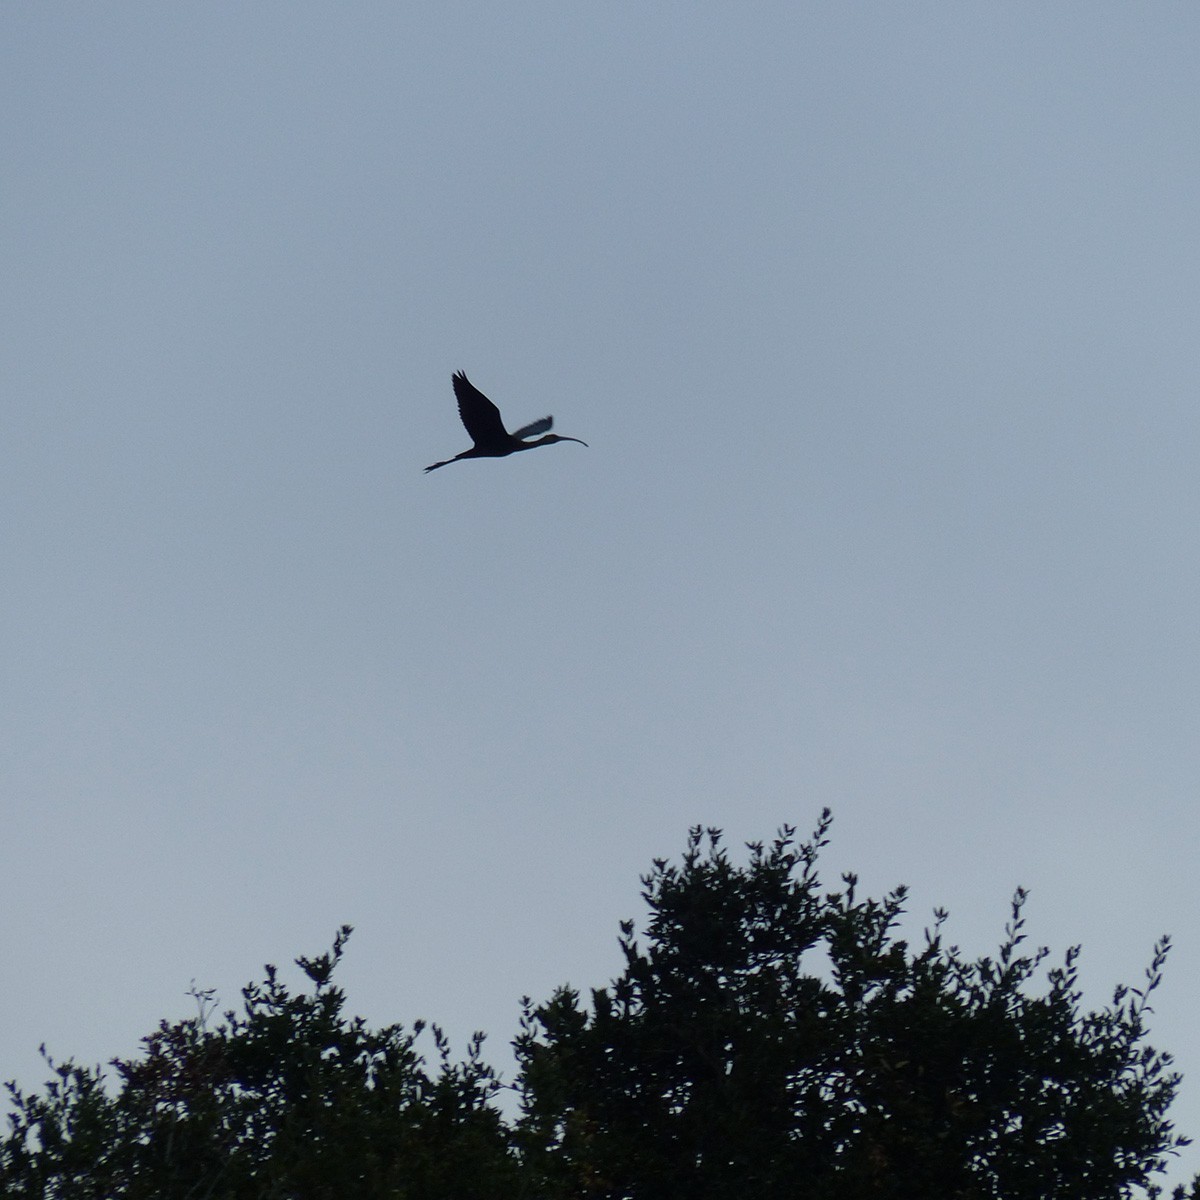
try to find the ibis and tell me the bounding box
[425,372,588,473]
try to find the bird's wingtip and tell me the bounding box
[511,415,553,440]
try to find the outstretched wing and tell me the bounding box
[452,371,508,445]
[510,415,553,441]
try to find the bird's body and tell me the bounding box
[425,371,588,472]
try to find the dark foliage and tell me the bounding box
[514,812,1198,1200]
[4,814,1197,1199]
[0,927,517,1199]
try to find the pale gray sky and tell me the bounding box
[3,4,1199,1185]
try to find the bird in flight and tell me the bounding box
[425,371,588,473]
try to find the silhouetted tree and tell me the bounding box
[514,812,1198,1200]
[0,926,517,1199]
[3,815,1198,1200]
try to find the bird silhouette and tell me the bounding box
[425,371,588,472]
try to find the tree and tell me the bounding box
[3,814,1198,1199]
[0,926,518,1199]
[514,812,1198,1200]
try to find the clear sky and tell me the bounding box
[3,3,1198,1184]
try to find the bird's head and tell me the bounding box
[540,434,588,448]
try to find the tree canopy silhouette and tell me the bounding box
[515,813,1195,1199]
[3,811,1196,1199]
